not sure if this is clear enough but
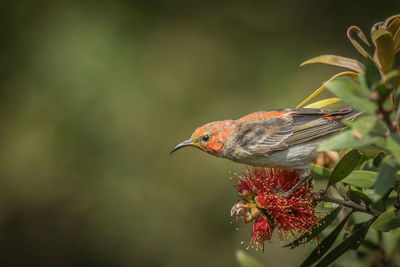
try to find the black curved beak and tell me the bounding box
[170,139,194,155]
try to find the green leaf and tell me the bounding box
[325,77,378,114]
[236,250,263,267]
[372,210,400,232]
[347,26,370,57]
[348,186,372,205]
[296,72,358,108]
[373,152,386,167]
[300,212,351,267]
[361,239,380,250]
[375,83,393,99]
[319,129,385,152]
[373,29,395,74]
[304,98,343,109]
[315,219,373,267]
[386,16,400,36]
[342,170,377,188]
[358,72,370,94]
[360,159,376,171]
[394,25,400,53]
[301,55,365,73]
[318,130,354,151]
[363,57,382,88]
[329,149,363,186]
[385,134,400,163]
[311,165,332,180]
[386,15,400,53]
[344,115,388,137]
[384,70,400,82]
[374,156,399,198]
[286,207,342,248]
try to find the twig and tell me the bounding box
[373,92,396,133]
[313,191,382,217]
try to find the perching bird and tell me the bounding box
[170,107,359,196]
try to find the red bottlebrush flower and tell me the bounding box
[232,167,319,250]
[249,217,273,251]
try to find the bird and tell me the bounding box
[170,107,359,196]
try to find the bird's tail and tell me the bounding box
[330,107,362,122]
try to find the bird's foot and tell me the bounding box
[274,169,312,198]
[272,186,289,197]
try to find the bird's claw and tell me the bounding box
[272,187,290,198]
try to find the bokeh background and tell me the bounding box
[0,1,399,266]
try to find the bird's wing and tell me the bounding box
[238,108,356,154]
[238,116,294,154]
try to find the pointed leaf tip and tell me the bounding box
[297,71,358,108]
[286,206,342,248]
[301,55,365,73]
[315,219,373,266]
[372,210,400,232]
[373,29,395,74]
[329,149,363,186]
[347,26,371,57]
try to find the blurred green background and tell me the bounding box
[0,1,398,266]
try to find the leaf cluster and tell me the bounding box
[294,14,400,266]
[237,14,400,267]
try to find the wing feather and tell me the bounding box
[237,108,356,154]
[238,117,293,154]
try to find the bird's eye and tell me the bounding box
[202,135,210,142]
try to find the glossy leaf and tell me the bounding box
[236,250,263,267]
[318,129,383,152]
[373,29,395,74]
[300,212,351,267]
[386,16,400,52]
[344,115,388,136]
[394,26,400,52]
[286,207,342,248]
[301,55,365,73]
[329,149,362,186]
[372,210,400,232]
[315,219,373,267]
[347,26,370,57]
[384,15,400,32]
[342,170,377,188]
[360,158,376,171]
[311,165,332,180]
[325,77,378,114]
[303,98,343,109]
[384,70,400,82]
[374,156,399,198]
[363,57,382,88]
[296,71,358,108]
[376,83,393,99]
[373,152,386,167]
[349,186,372,205]
[385,134,400,163]
[358,72,370,94]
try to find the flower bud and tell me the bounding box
[240,190,252,200]
[245,211,253,222]
[251,207,261,219]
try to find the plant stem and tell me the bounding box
[313,191,382,217]
[376,96,396,133]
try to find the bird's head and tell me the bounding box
[170,120,237,157]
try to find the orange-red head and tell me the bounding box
[170,120,238,157]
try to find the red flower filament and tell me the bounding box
[232,167,319,251]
